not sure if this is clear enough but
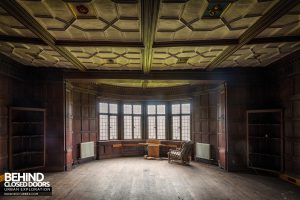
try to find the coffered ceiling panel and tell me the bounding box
[217,42,300,68]
[257,3,300,38]
[152,46,228,70]
[155,0,278,42]
[0,42,75,68]
[0,6,37,38]
[66,47,142,70]
[16,0,141,41]
[0,0,299,72]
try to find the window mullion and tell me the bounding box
[132,114,134,140]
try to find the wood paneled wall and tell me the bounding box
[0,74,11,173]
[274,51,300,175]
[192,84,226,167]
[71,86,98,164]
[226,78,279,171]
[0,58,66,173]
[193,88,219,162]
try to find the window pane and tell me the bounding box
[182,103,190,114]
[99,115,108,140]
[182,115,190,140]
[133,116,141,139]
[148,116,156,139]
[109,103,118,114]
[99,103,108,113]
[172,116,180,140]
[172,104,180,114]
[124,104,132,114]
[110,116,118,140]
[133,105,141,114]
[157,116,165,139]
[124,116,132,139]
[157,105,165,114]
[147,105,156,115]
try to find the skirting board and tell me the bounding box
[195,157,217,165]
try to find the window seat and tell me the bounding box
[97,140,184,159]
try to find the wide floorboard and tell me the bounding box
[3,157,300,200]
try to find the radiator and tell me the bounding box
[80,141,95,159]
[195,143,211,160]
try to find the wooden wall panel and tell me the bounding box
[0,64,65,173]
[44,81,65,172]
[226,75,279,171]
[0,74,10,173]
[71,87,98,164]
[276,56,300,174]
[193,88,221,162]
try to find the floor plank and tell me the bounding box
[2,157,300,200]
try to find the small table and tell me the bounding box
[147,144,160,157]
[139,142,179,159]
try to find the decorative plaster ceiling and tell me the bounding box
[152,46,228,70]
[16,0,141,41]
[0,6,36,38]
[257,3,300,38]
[0,0,299,72]
[66,46,142,70]
[218,42,300,68]
[0,42,75,68]
[155,0,278,41]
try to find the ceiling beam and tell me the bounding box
[0,0,87,71]
[1,35,299,48]
[206,0,299,71]
[153,39,237,48]
[63,68,269,81]
[141,0,160,73]
[248,35,300,45]
[0,35,45,45]
[55,40,144,48]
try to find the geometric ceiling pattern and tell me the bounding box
[218,42,300,68]
[152,46,228,70]
[66,47,142,70]
[0,42,75,68]
[16,0,141,41]
[0,0,299,72]
[155,0,278,41]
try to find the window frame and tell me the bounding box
[99,102,119,140]
[146,103,167,140]
[123,103,142,140]
[171,102,191,141]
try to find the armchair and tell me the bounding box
[167,140,194,165]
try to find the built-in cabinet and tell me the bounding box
[247,109,283,172]
[9,107,46,171]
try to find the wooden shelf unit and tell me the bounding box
[247,109,283,173]
[9,107,46,171]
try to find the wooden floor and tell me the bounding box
[4,157,300,200]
